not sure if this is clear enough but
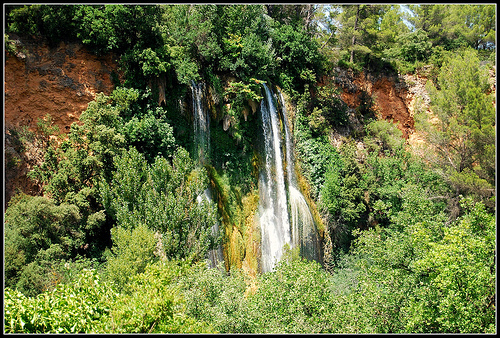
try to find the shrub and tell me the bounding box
[4,269,117,333]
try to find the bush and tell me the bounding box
[99,147,219,261]
[7,5,79,45]
[103,224,158,289]
[4,269,117,333]
[245,251,334,333]
[181,262,249,333]
[105,261,215,333]
[4,194,84,296]
[122,111,176,163]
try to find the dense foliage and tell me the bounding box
[4,4,496,334]
[417,49,495,208]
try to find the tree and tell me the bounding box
[74,5,163,55]
[334,5,386,64]
[26,87,177,266]
[105,261,215,333]
[445,5,496,51]
[4,194,83,296]
[159,4,221,83]
[405,197,495,332]
[218,5,276,81]
[319,140,368,253]
[28,91,127,205]
[180,261,249,333]
[349,5,361,63]
[245,252,334,333]
[265,4,318,32]
[416,49,495,204]
[4,269,117,333]
[346,187,494,333]
[408,4,496,54]
[270,21,323,97]
[103,224,158,289]
[4,263,214,333]
[313,4,339,65]
[408,4,451,48]
[378,5,411,51]
[6,5,79,45]
[385,29,432,65]
[99,147,219,261]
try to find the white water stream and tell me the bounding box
[280,91,320,262]
[191,81,210,164]
[191,81,319,272]
[258,84,292,272]
[258,84,320,272]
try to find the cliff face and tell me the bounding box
[328,68,420,139]
[5,35,120,132]
[4,36,121,206]
[4,36,437,207]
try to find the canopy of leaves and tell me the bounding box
[100,147,219,262]
[4,194,82,296]
[417,49,495,206]
[3,4,496,334]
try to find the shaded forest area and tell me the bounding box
[3,4,496,333]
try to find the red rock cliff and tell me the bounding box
[4,35,121,206]
[5,35,120,132]
[326,68,417,139]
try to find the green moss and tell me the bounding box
[295,166,326,237]
[205,162,261,272]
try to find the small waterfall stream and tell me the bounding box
[191,81,223,268]
[191,81,210,164]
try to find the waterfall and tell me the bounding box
[191,81,210,163]
[189,80,319,272]
[257,84,320,272]
[279,92,320,263]
[191,81,223,268]
[258,83,292,273]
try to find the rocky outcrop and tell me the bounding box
[5,34,120,132]
[330,68,416,139]
[4,35,121,206]
[329,64,496,157]
[402,71,433,149]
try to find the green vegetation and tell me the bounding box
[4,4,496,334]
[417,49,495,208]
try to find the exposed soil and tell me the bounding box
[5,35,120,132]
[4,35,121,207]
[330,68,416,139]
[329,65,496,160]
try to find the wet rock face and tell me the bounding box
[4,35,121,133]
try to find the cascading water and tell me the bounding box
[257,83,320,272]
[190,80,318,272]
[279,91,320,263]
[258,84,292,273]
[191,81,210,164]
[191,81,223,268]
